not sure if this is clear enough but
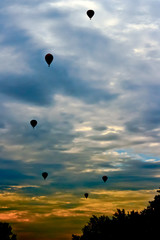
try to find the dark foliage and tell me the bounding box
[0,222,17,240]
[72,189,160,240]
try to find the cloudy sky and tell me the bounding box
[1,0,160,239]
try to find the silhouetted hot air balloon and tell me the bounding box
[102,176,108,182]
[30,120,37,128]
[42,172,48,180]
[45,53,53,67]
[84,193,88,198]
[86,10,94,19]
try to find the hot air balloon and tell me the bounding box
[84,193,88,198]
[45,53,53,67]
[42,172,48,180]
[30,120,37,128]
[86,10,94,19]
[102,176,108,182]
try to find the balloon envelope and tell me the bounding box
[42,172,48,180]
[102,176,108,182]
[45,53,53,67]
[87,10,94,19]
[84,193,88,198]
[30,120,37,128]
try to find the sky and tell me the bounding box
[0,0,160,239]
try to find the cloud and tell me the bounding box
[89,133,120,141]
[0,188,157,239]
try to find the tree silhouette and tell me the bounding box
[0,222,17,240]
[72,189,160,240]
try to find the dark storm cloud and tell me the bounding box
[84,145,119,152]
[52,157,160,191]
[0,7,124,105]
[93,126,107,131]
[0,169,27,182]
[0,60,118,106]
[0,157,66,195]
[89,133,120,141]
[13,126,77,147]
[124,85,160,134]
[120,80,142,92]
[101,159,160,190]
[0,122,5,128]
[143,108,160,130]
[125,121,145,133]
[0,159,34,186]
[0,76,52,105]
[0,152,160,195]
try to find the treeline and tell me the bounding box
[0,222,16,240]
[72,190,160,240]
